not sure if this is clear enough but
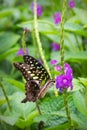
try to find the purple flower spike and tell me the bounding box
[55,63,73,92]
[64,63,73,81]
[69,0,75,8]
[56,74,73,92]
[52,42,60,51]
[50,59,58,65]
[56,75,70,88]
[53,12,61,25]
[37,4,42,16]
[17,48,29,56]
[30,2,42,16]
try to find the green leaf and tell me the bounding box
[73,91,87,117]
[11,92,38,128]
[34,96,70,129]
[15,111,38,129]
[70,78,84,92]
[73,8,87,25]
[34,93,87,129]
[78,78,87,87]
[0,32,20,54]
[0,97,7,105]
[18,20,87,36]
[58,22,87,37]
[18,20,56,33]
[5,78,25,91]
[0,9,13,18]
[44,123,69,130]
[64,32,83,52]
[0,47,18,61]
[51,51,87,63]
[0,111,20,126]
[65,51,87,61]
[0,8,20,19]
[43,34,60,43]
[71,111,87,129]
[84,24,87,28]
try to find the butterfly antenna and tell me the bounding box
[36,100,42,115]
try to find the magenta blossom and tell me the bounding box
[55,65,62,71]
[30,2,42,16]
[24,27,29,32]
[52,42,60,51]
[64,63,73,81]
[56,74,73,92]
[53,12,61,25]
[50,59,58,65]
[55,63,73,92]
[69,0,75,8]
[17,48,29,56]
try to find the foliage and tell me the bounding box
[0,0,87,130]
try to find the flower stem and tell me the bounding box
[0,81,12,111]
[34,0,52,79]
[36,100,42,115]
[60,1,66,73]
[60,0,74,129]
[31,28,38,57]
[22,30,27,55]
[63,90,74,130]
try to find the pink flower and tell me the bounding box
[30,2,42,16]
[17,48,29,56]
[69,0,75,8]
[52,42,60,51]
[50,59,58,65]
[55,63,73,92]
[53,12,61,24]
[56,74,73,92]
[64,63,73,81]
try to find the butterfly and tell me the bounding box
[13,55,55,103]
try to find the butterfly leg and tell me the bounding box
[36,100,42,115]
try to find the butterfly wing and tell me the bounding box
[13,55,54,103]
[23,55,50,83]
[13,55,50,84]
[13,62,34,81]
[22,80,40,102]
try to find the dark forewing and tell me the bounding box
[23,55,50,82]
[13,62,33,81]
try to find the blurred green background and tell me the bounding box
[0,0,87,130]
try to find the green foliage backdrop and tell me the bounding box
[0,0,87,130]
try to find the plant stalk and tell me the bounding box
[60,0,74,129]
[22,30,27,55]
[0,81,12,111]
[36,100,42,115]
[34,0,52,79]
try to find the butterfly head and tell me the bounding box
[13,62,21,70]
[14,62,29,70]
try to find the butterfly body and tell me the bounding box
[13,55,55,103]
